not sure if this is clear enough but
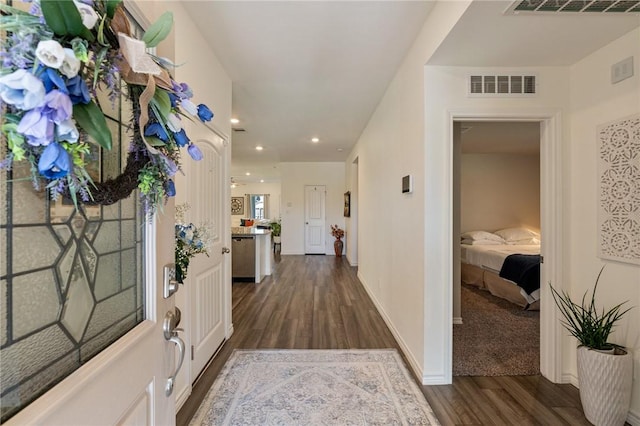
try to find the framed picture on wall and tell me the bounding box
[344,191,351,217]
[231,197,244,215]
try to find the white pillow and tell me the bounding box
[462,239,504,245]
[460,230,505,243]
[494,227,539,242]
[507,237,541,245]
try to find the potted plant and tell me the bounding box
[550,267,633,426]
[331,224,344,257]
[270,219,281,244]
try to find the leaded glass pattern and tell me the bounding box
[0,87,146,423]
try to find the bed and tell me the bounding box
[461,242,541,310]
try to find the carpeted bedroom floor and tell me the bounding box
[453,284,540,376]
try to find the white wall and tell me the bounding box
[461,153,540,233]
[345,1,473,380]
[568,28,640,418]
[280,163,346,255]
[231,182,282,227]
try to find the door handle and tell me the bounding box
[222,246,230,254]
[165,333,185,397]
[163,308,185,396]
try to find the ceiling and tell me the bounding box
[182,1,640,183]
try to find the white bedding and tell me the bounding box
[461,244,542,304]
[461,244,540,273]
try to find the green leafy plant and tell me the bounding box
[270,219,281,237]
[550,267,632,350]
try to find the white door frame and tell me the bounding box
[426,108,564,384]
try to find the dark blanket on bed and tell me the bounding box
[499,254,541,295]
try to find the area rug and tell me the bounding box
[453,284,540,376]
[189,349,440,425]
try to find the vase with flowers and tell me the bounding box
[331,224,344,257]
[175,203,210,283]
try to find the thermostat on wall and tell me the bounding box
[402,175,413,194]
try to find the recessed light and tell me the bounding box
[260,179,264,183]
[255,146,263,151]
[230,118,240,124]
[337,148,343,152]
[311,137,319,143]
[245,172,251,176]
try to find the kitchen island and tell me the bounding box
[231,227,272,283]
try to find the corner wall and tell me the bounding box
[568,27,640,419]
[345,1,473,379]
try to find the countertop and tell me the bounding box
[231,227,271,237]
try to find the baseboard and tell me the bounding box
[453,317,463,325]
[422,373,448,385]
[357,271,424,382]
[175,385,191,411]
[562,372,578,387]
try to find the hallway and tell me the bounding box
[177,255,590,425]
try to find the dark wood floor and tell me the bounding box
[177,255,590,426]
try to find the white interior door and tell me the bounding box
[305,185,326,254]
[5,215,177,426]
[187,135,229,383]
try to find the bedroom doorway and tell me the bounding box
[453,120,542,377]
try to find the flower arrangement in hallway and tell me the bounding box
[0,0,214,212]
[331,224,344,240]
[175,203,210,283]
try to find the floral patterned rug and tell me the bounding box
[189,349,440,425]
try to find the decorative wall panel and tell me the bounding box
[597,114,640,265]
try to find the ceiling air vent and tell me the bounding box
[233,128,246,132]
[468,74,537,96]
[508,0,640,14]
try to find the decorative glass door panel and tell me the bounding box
[0,81,145,422]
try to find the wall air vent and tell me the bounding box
[468,74,537,96]
[507,0,640,14]
[233,128,246,132]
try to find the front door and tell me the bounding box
[304,185,326,254]
[2,185,177,425]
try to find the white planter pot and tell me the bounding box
[273,236,281,244]
[576,346,633,426]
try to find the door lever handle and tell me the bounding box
[165,334,185,397]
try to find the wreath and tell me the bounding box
[0,0,213,213]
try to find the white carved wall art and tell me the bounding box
[597,114,640,265]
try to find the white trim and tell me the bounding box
[452,317,463,325]
[123,0,151,29]
[145,215,158,322]
[627,410,640,426]
[357,272,424,382]
[433,108,564,385]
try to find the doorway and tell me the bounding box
[453,120,541,376]
[423,109,563,384]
